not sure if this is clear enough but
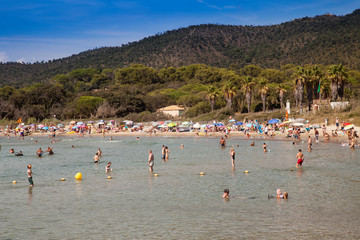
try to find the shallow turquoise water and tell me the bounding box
[0,135,359,239]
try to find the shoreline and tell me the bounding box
[3,124,356,145]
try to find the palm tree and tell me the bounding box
[242,76,255,113]
[328,64,348,101]
[311,66,323,100]
[276,83,288,109]
[222,81,236,108]
[257,78,269,112]
[293,67,306,113]
[206,85,220,111]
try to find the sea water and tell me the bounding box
[0,135,359,239]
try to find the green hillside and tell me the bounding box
[1,9,360,87]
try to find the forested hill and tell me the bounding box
[1,9,360,87]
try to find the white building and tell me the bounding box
[157,105,185,117]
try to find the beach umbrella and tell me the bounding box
[164,120,172,124]
[201,124,207,128]
[234,122,243,125]
[42,126,49,130]
[167,123,176,127]
[294,118,306,123]
[182,121,190,125]
[38,124,45,128]
[87,121,94,124]
[268,119,280,124]
[344,124,355,130]
[123,120,133,125]
[151,122,159,126]
[193,123,201,129]
[228,119,236,122]
[72,126,78,129]
[282,120,292,124]
[344,122,351,126]
[292,122,305,127]
[76,122,84,125]
[70,121,76,124]
[57,123,64,127]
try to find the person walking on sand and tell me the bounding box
[308,136,312,151]
[229,148,235,169]
[296,149,304,168]
[27,165,34,186]
[148,150,154,172]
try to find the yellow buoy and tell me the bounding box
[154,174,159,177]
[75,172,82,180]
[107,176,112,179]
[12,181,17,184]
[200,172,205,175]
[244,170,249,173]
[60,178,65,181]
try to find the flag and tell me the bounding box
[15,118,22,123]
[317,80,321,93]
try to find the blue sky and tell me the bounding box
[1,0,359,63]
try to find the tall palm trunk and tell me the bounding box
[246,91,251,113]
[279,90,284,109]
[306,81,314,111]
[261,92,266,112]
[331,78,338,101]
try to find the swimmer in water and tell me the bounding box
[263,143,267,152]
[136,137,140,140]
[36,148,43,157]
[181,144,184,149]
[27,165,34,186]
[45,146,54,155]
[9,148,15,154]
[165,146,170,161]
[296,149,304,168]
[229,148,235,169]
[161,145,166,161]
[97,148,103,158]
[93,152,99,163]
[308,136,312,151]
[223,189,230,199]
[15,151,23,156]
[219,137,226,147]
[250,142,255,146]
[105,162,112,172]
[148,150,154,172]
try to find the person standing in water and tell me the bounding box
[97,148,103,159]
[262,143,267,152]
[296,149,304,168]
[148,150,154,172]
[36,148,43,157]
[27,165,34,186]
[165,146,170,161]
[93,153,100,163]
[161,145,166,161]
[229,148,235,169]
[105,162,112,172]
[223,189,230,199]
[308,136,312,151]
[45,146,54,155]
[219,137,226,147]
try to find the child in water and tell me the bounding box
[222,189,230,198]
[105,162,112,172]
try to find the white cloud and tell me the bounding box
[16,57,26,63]
[0,52,9,63]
